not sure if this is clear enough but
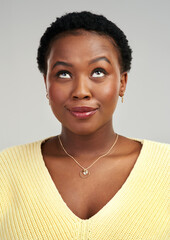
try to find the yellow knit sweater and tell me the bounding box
[0,138,169,240]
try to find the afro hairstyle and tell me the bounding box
[37,11,132,74]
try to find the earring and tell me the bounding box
[121,95,124,103]
[46,93,50,105]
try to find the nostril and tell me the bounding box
[84,96,90,99]
[72,95,91,100]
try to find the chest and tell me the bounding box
[43,155,137,220]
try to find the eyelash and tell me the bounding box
[91,68,107,77]
[56,70,71,78]
[55,68,107,79]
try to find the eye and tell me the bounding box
[56,71,71,79]
[91,68,107,78]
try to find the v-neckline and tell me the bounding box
[36,137,145,222]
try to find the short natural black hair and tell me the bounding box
[37,11,132,75]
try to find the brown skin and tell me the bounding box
[42,30,142,220]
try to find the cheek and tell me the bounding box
[48,84,68,104]
[97,80,120,105]
[48,84,69,122]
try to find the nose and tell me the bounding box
[71,76,92,100]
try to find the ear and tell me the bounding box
[43,75,48,91]
[119,72,128,97]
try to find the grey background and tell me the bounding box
[0,0,170,150]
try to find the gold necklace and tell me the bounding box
[58,134,119,179]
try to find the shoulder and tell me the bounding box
[0,139,45,214]
[0,139,45,202]
[141,139,169,158]
[124,136,169,169]
[118,135,169,158]
[0,139,45,168]
[134,139,169,173]
[128,136,169,154]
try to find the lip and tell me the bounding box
[69,106,98,112]
[67,106,99,119]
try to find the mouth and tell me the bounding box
[67,106,99,119]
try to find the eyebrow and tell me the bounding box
[89,56,111,65]
[52,56,111,70]
[52,61,73,70]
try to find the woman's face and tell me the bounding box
[44,31,127,135]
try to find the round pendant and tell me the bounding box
[79,169,90,178]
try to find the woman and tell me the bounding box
[0,11,169,240]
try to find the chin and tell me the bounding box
[62,121,106,136]
[67,127,97,136]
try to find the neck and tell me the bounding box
[59,121,117,158]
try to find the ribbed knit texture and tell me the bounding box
[0,138,169,239]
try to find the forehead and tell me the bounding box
[47,30,120,62]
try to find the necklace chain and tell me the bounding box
[58,134,119,178]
